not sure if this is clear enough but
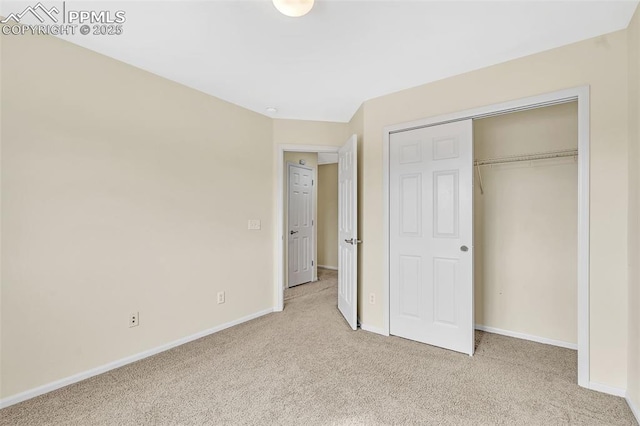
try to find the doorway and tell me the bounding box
[275,136,360,330]
[382,87,590,387]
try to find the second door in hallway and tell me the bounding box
[288,164,314,287]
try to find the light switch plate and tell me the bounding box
[248,219,261,230]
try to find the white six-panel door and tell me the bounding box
[288,164,314,287]
[338,135,359,330]
[389,120,474,355]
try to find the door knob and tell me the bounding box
[460,245,469,252]
[345,238,363,245]
[290,230,298,235]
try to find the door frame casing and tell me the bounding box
[275,145,340,312]
[382,86,590,387]
[286,162,316,288]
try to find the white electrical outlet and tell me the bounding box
[369,293,375,305]
[248,219,261,230]
[217,291,225,304]
[129,312,139,327]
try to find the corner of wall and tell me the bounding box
[627,3,640,422]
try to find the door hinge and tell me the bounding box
[312,179,314,186]
[312,220,314,225]
[312,260,314,266]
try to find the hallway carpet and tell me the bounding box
[285,268,338,301]
[1,271,636,425]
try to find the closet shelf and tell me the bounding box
[474,149,578,166]
[474,148,578,195]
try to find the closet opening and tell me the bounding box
[382,86,590,387]
[473,102,579,355]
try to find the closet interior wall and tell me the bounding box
[473,102,579,346]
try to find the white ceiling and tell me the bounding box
[2,1,638,122]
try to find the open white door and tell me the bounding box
[389,120,474,355]
[338,135,358,330]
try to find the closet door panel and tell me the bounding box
[390,120,474,356]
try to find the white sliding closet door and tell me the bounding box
[389,120,474,355]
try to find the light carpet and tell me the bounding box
[284,268,338,301]
[1,270,636,425]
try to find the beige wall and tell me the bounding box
[283,151,318,286]
[627,4,640,414]
[317,164,338,269]
[474,103,578,344]
[360,31,629,389]
[1,31,275,398]
[273,119,350,147]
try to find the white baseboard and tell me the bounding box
[359,322,388,336]
[318,265,338,271]
[627,393,640,423]
[585,381,626,397]
[475,324,578,350]
[0,308,274,409]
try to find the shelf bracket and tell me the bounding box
[476,165,485,195]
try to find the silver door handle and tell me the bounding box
[460,245,469,252]
[345,238,362,245]
[290,230,298,235]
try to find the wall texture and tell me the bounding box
[283,151,318,286]
[272,119,350,147]
[627,3,640,417]
[361,31,629,389]
[1,32,274,398]
[317,164,338,269]
[473,103,578,345]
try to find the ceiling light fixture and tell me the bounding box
[266,107,278,114]
[272,0,314,18]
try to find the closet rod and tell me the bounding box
[474,149,578,166]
